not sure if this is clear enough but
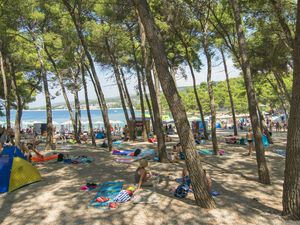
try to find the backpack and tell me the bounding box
[57,153,64,162]
[174,184,189,198]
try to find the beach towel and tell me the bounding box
[90,181,123,208]
[31,154,58,163]
[198,149,225,155]
[115,149,156,164]
[112,141,123,146]
[273,149,286,157]
[112,149,135,156]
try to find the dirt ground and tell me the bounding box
[0,131,298,225]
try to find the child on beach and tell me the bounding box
[135,159,154,190]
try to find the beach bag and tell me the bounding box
[174,184,189,198]
[57,153,64,162]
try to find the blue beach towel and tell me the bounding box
[90,181,123,208]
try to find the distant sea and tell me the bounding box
[0,109,141,128]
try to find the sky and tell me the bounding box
[28,55,241,108]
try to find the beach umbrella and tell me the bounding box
[94,121,104,125]
[110,120,123,124]
[61,120,72,125]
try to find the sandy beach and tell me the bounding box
[0,132,297,225]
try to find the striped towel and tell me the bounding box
[113,190,131,203]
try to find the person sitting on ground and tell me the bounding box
[182,165,212,193]
[135,159,153,190]
[101,140,108,148]
[165,134,172,142]
[80,132,88,144]
[59,125,66,144]
[246,127,254,156]
[20,142,42,162]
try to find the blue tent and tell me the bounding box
[0,146,41,193]
[1,146,26,159]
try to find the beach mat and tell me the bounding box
[32,154,58,163]
[175,178,219,196]
[198,149,226,156]
[115,149,155,164]
[90,181,123,208]
[112,141,123,146]
[273,149,286,157]
[112,149,135,156]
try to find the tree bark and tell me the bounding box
[127,24,147,139]
[0,50,10,129]
[120,68,136,123]
[230,0,270,184]
[74,87,82,143]
[184,45,208,140]
[11,70,22,147]
[274,72,291,104]
[282,0,300,219]
[137,13,168,162]
[104,38,132,139]
[152,64,162,113]
[62,0,113,150]
[133,0,215,208]
[203,39,219,155]
[266,77,289,118]
[44,45,77,133]
[81,64,96,146]
[269,0,294,49]
[35,44,53,150]
[220,48,238,136]
[141,68,153,135]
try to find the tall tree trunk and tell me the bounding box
[137,13,168,162]
[269,0,294,49]
[230,0,270,184]
[141,68,153,135]
[184,46,208,140]
[220,48,238,136]
[127,24,147,139]
[257,105,273,144]
[35,44,53,150]
[266,77,289,118]
[74,89,82,143]
[282,0,300,219]
[104,38,132,139]
[120,69,136,121]
[203,40,219,155]
[134,0,215,208]
[62,0,113,150]
[44,46,77,133]
[0,51,10,129]
[152,64,162,113]
[11,70,22,147]
[274,72,291,104]
[81,64,96,146]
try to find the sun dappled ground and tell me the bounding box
[0,131,297,225]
